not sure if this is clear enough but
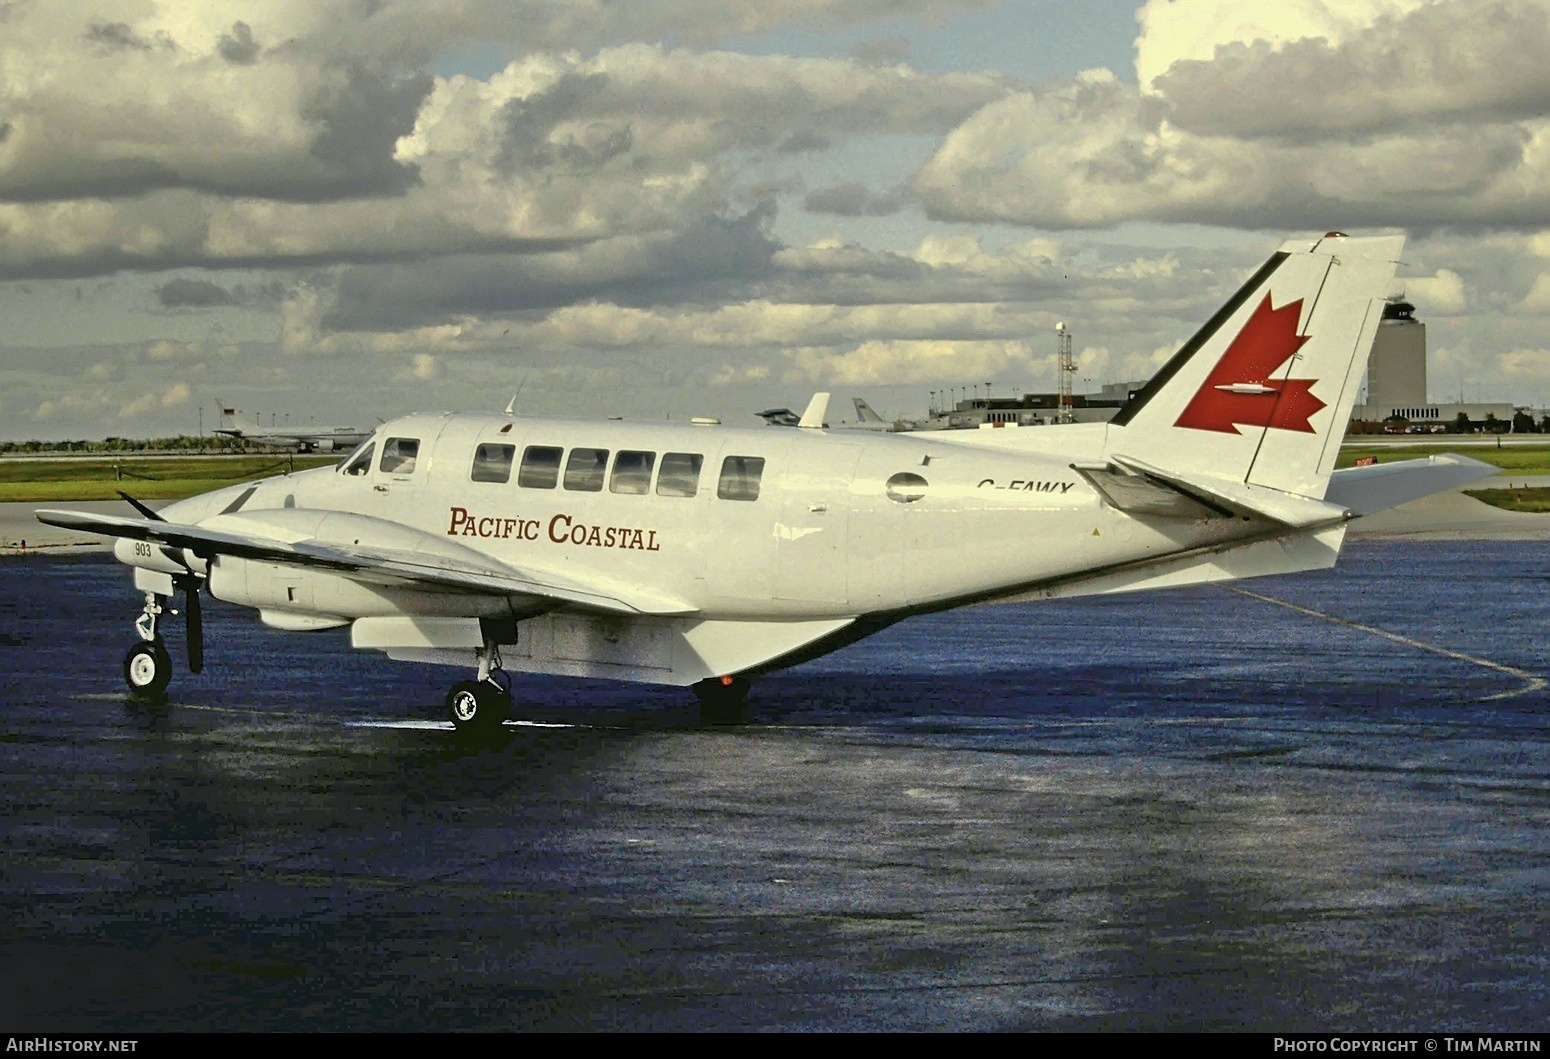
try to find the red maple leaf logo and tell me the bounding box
[1175,294,1322,435]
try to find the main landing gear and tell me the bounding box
[446,636,511,733]
[693,675,751,725]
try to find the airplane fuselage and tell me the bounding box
[145,411,1266,631]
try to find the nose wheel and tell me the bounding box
[124,640,172,697]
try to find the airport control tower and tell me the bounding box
[1365,298,1427,410]
[1350,297,1515,428]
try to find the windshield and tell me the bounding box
[338,439,376,475]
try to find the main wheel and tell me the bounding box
[123,640,172,697]
[693,676,751,725]
[446,680,509,732]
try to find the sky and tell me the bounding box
[5,0,1550,440]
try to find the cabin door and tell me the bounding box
[775,443,860,606]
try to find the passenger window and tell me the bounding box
[656,452,702,497]
[717,455,765,501]
[885,472,929,503]
[341,442,375,476]
[471,443,515,484]
[563,448,609,492]
[379,437,419,475]
[610,450,655,495]
[518,446,562,489]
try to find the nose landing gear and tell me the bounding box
[124,592,172,697]
[123,581,203,698]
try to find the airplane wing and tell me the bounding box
[34,508,698,617]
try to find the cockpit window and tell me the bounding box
[471,443,515,483]
[340,442,375,476]
[610,451,655,495]
[379,437,420,475]
[717,455,765,501]
[564,448,609,492]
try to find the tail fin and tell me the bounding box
[852,398,887,424]
[1107,232,1403,501]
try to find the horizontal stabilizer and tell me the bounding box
[1071,462,1225,519]
[1325,454,1496,516]
[1084,454,1352,527]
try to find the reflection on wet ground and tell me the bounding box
[0,542,1546,1030]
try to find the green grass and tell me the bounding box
[1337,443,1550,475]
[0,455,337,502]
[1463,486,1550,513]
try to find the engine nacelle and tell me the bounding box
[206,554,507,622]
[114,537,208,578]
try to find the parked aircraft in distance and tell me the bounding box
[214,409,373,453]
[758,397,914,431]
[39,233,1494,728]
[835,398,916,431]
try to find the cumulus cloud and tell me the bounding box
[0,24,1003,283]
[1404,269,1468,315]
[916,0,1550,232]
[1132,0,1430,90]
[157,279,238,308]
[322,208,782,332]
[1154,1,1550,141]
[804,182,910,217]
[778,338,1037,386]
[8,0,1550,438]
[0,9,430,205]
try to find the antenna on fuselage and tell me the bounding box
[503,370,532,416]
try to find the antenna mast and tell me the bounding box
[1056,322,1075,424]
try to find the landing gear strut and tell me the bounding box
[446,636,511,732]
[124,592,172,697]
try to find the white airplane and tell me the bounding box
[213,409,373,453]
[38,233,1494,728]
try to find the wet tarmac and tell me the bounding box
[1,542,1546,1031]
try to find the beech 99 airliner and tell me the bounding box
[38,233,1493,728]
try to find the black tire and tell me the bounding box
[123,640,172,697]
[693,676,751,725]
[446,680,508,732]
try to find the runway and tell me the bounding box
[1,544,1546,1031]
